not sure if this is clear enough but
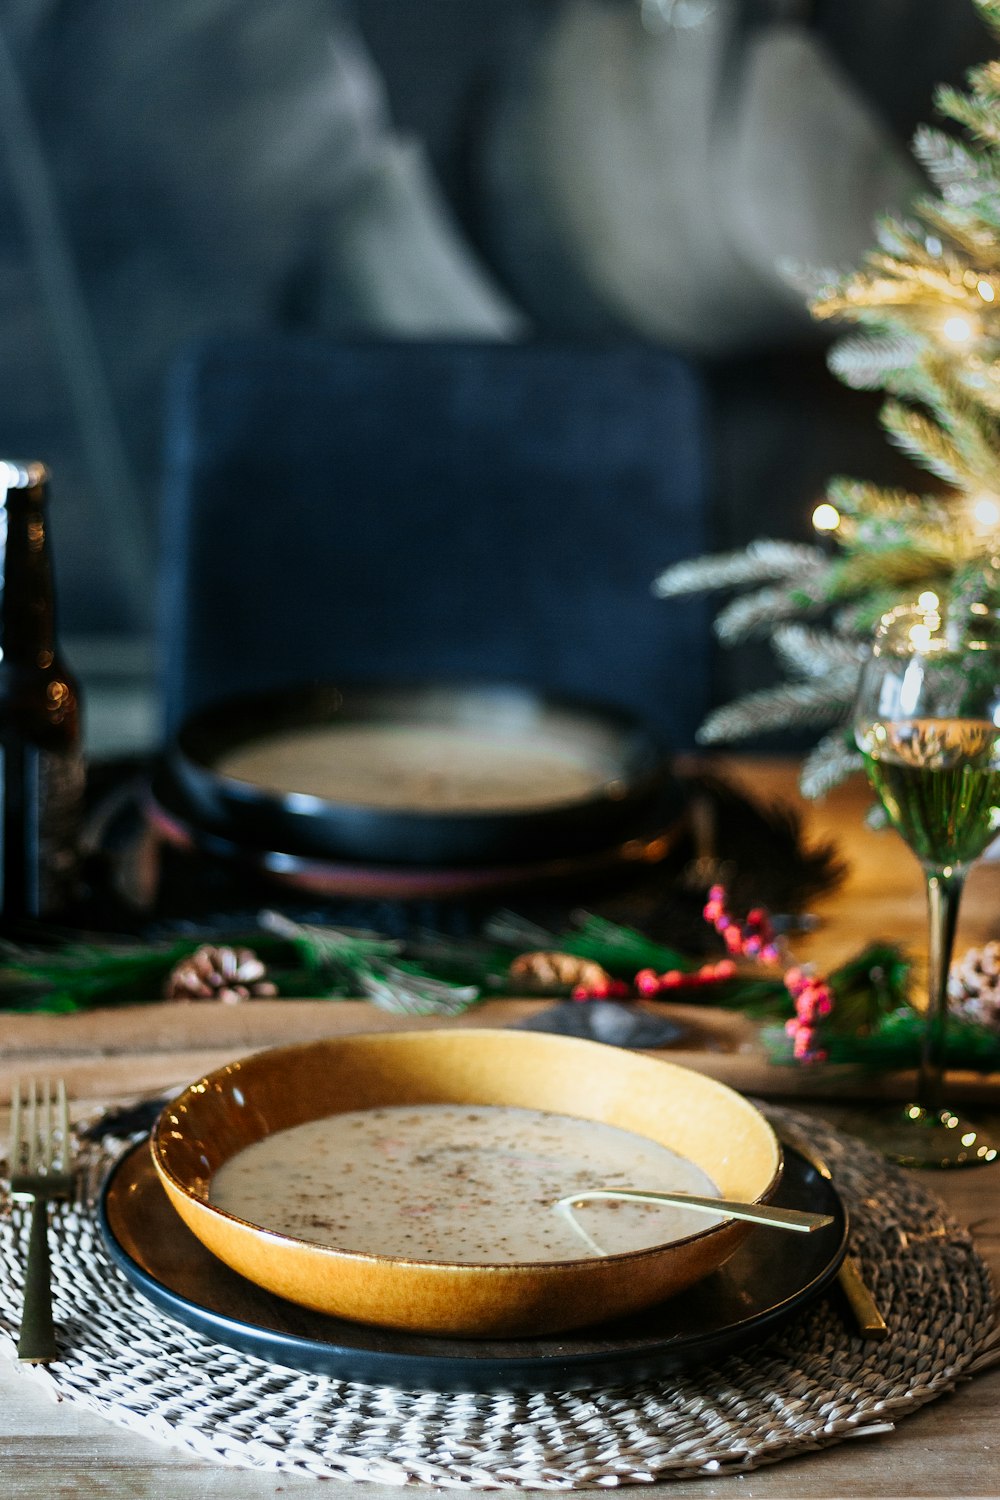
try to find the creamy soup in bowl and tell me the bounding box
[209,1103,725,1263]
[151,1029,781,1337]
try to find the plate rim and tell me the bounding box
[97,1139,849,1393]
[145,781,685,896]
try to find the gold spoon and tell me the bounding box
[554,1188,833,1253]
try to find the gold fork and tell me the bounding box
[9,1078,74,1363]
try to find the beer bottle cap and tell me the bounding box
[0,461,49,497]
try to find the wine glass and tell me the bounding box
[853,597,1000,1168]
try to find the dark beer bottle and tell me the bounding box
[0,461,84,921]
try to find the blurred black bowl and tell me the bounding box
[154,681,682,869]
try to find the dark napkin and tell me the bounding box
[512,1000,687,1048]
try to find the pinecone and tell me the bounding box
[508,950,613,993]
[165,944,278,1004]
[948,941,1000,1030]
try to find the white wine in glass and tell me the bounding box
[854,599,1000,1168]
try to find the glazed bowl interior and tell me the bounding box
[151,1029,781,1338]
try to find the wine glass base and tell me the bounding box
[844,1105,999,1169]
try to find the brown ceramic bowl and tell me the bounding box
[150,1029,781,1338]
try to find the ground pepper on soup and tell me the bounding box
[209,1103,723,1263]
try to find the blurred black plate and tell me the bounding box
[146,787,684,900]
[157,682,679,867]
[99,1142,847,1394]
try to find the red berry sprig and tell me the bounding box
[570,976,632,1001]
[783,967,833,1062]
[634,961,737,997]
[564,886,836,1064]
[702,884,834,1063]
[703,885,782,963]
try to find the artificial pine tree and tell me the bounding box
[656,0,1000,798]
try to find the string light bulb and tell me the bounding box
[971,494,1000,531]
[942,315,975,343]
[811,502,840,533]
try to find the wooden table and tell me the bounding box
[4,759,1000,1499]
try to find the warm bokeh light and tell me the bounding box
[942,315,975,342]
[972,494,1000,530]
[978,279,996,302]
[811,502,841,533]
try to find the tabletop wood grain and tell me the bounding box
[4,758,1000,1499]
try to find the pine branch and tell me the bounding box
[697,681,847,744]
[483,910,692,976]
[866,245,968,292]
[653,541,826,598]
[918,199,1000,258]
[765,1005,1000,1072]
[823,542,956,598]
[970,1,1000,44]
[821,477,959,561]
[920,357,1000,490]
[769,624,864,681]
[870,214,939,262]
[798,732,864,801]
[912,125,989,196]
[936,82,1000,149]
[712,583,828,644]
[358,961,480,1017]
[909,131,1000,238]
[774,257,842,301]
[828,330,926,392]
[879,399,968,485]
[947,354,1000,415]
[831,590,935,637]
[825,477,952,533]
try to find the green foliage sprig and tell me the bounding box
[6,909,1000,1078]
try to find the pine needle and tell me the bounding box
[697,681,854,743]
[798,732,864,800]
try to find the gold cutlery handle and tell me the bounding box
[557,1188,834,1233]
[778,1133,890,1339]
[18,1196,57,1363]
[837,1254,889,1341]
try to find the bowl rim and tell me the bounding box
[150,1029,783,1273]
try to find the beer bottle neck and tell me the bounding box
[0,462,57,667]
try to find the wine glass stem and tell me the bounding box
[918,867,966,1113]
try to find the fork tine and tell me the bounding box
[42,1079,54,1172]
[8,1079,21,1176]
[26,1079,37,1172]
[9,1077,75,1184]
[57,1080,69,1173]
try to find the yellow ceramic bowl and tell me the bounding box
[150,1029,781,1338]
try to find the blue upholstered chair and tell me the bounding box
[157,336,710,748]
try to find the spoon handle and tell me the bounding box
[556,1188,834,1234]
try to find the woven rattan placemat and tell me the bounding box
[1,1102,997,1487]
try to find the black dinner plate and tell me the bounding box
[157,681,680,867]
[98,1142,848,1393]
[145,784,685,900]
